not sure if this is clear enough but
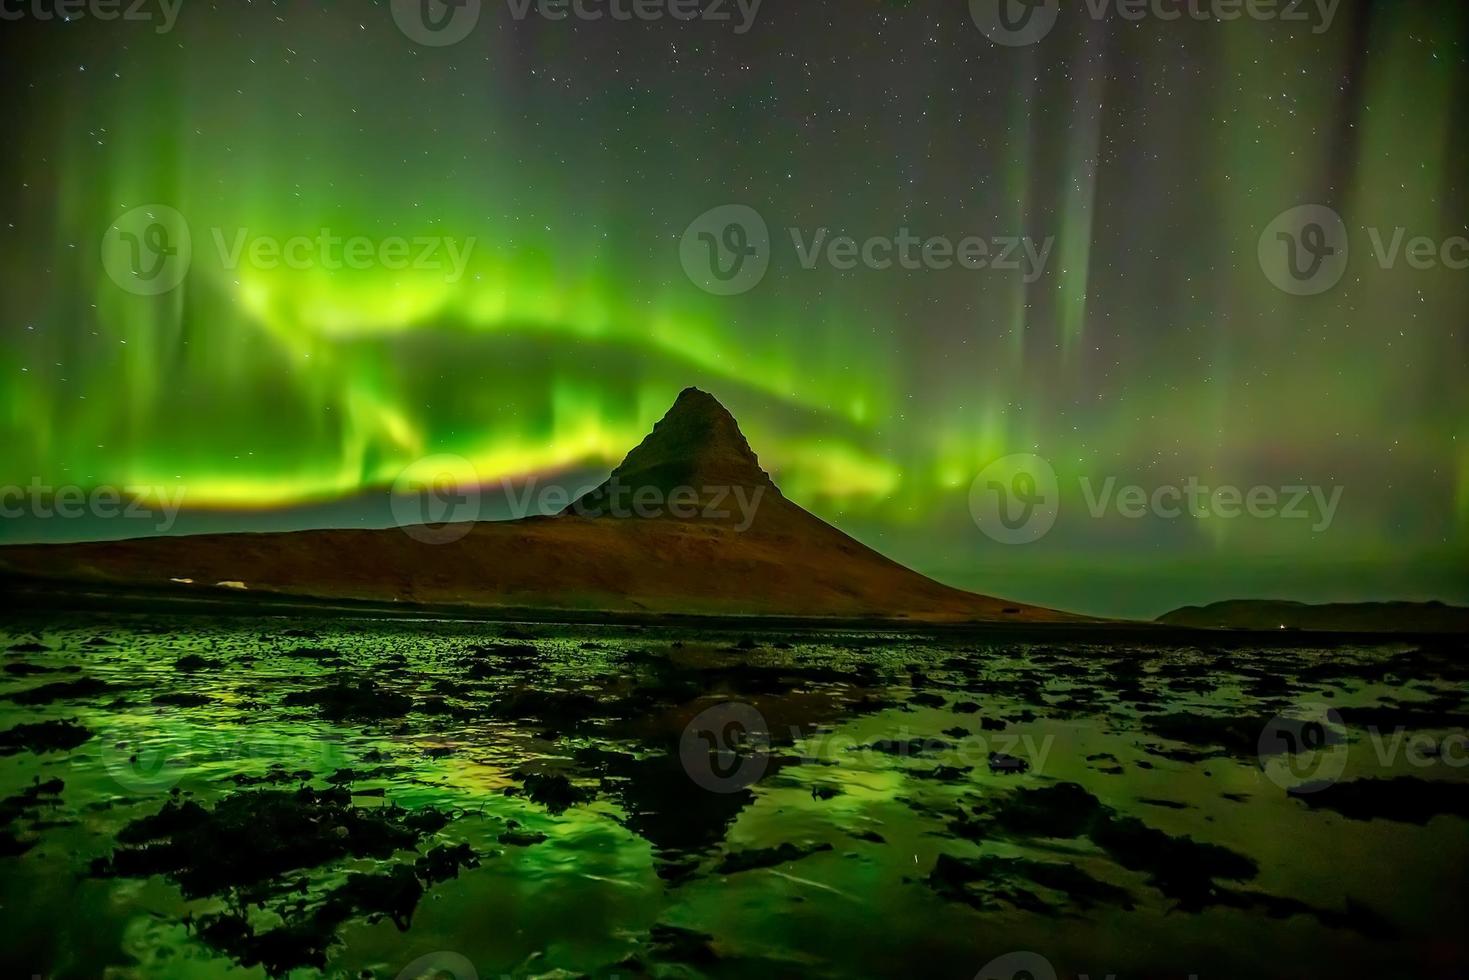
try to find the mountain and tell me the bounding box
[565,387,776,519]
[1158,599,1469,633]
[0,388,1072,623]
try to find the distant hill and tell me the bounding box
[0,388,1076,624]
[1158,599,1469,633]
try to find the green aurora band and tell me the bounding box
[1,2,1465,616]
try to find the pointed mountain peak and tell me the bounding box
[646,387,755,454]
[564,387,778,519]
[669,385,726,414]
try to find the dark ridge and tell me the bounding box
[564,387,777,518]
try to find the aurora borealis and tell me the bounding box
[1,0,1465,616]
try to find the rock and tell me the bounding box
[0,720,92,756]
[715,841,832,874]
[282,679,412,721]
[507,771,593,814]
[987,752,1030,774]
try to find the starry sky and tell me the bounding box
[1,0,1465,618]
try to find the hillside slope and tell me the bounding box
[0,389,1074,622]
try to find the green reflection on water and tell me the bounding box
[1,619,1466,979]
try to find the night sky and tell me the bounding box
[1,0,1465,617]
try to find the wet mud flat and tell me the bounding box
[1,614,1466,979]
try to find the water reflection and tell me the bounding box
[0,619,1466,978]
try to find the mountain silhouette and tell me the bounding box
[0,389,1072,622]
[566,387,776,519]
[1158,599,1469,633]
